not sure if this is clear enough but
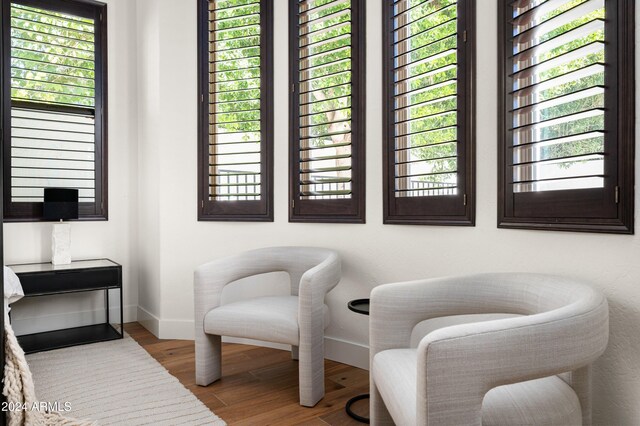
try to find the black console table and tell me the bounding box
[8,259,123,354]
[346,298,370,423]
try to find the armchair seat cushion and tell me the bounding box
[373,348,582,426]
[204,296,329,346]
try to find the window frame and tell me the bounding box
[197,0,274,222]
[1,0,108,222]
[288,0,366,224]
[497,0,634,234]
[382,0,476,226]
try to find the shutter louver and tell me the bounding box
[208,0,264,201]
[10,3,95,108]
[392,0,459,198]
[383,0,474,225]
[289,0,365,223]
[498,0,634,234]
[297,0,354,200]
[11,107,95,202]
[507,0,606,193]
[8,2,99,206]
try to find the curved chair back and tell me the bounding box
[195,246,340,297]
[370,273,609,425]
[371,273,608,352]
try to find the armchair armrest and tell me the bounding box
[298,251,341,310]
[297,251,341,337]
[414,296,608,425]
[370,278,478,358]
[296,250,341,406]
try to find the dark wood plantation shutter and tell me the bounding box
[289,0,366,223]
[2,0,107,221]
[383,0,475,226]
[498,0,634,233]
[198,0,274,221]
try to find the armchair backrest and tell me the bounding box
[371,273,607,355]
[203,246,337,294]
[388,273,601,316]
[370,273,609,425]
[194,246,340,311]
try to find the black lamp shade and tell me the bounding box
[43,188,78,220]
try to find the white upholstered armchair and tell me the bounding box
[370,273,609,426]
[194,246,341,407]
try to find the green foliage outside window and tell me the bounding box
[10,3,95,108]
[514,0,606,170]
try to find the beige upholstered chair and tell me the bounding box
[370,273,609,426]
[194,247,341,407]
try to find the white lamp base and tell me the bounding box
[52,223,72,265]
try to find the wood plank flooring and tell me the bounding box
[125,322,370,425]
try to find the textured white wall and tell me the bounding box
[135,0,162,334]
[4,0,140,330]
[134,1,640,423]
[3,0,640,423]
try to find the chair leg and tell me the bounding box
[298,340,324,407]
[195,333,222,386]
[560,366,592,426]
[291,345,299,360]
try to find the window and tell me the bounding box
[289,0,366,223]
[383,0,475,226]
[198,0,274,221]
[2,0,107,221]
[498,0,634,233]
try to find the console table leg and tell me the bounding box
[118,269,123,336]
[105,288,110,325]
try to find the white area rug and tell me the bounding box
[26,335,226,426]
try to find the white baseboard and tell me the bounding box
[324,336,369,370]
[152,317,369,370]
[160,318,194,340]
[223,335,369,370]
[136,306,160,336]
[136,308,194,340]
[124,304,137,322]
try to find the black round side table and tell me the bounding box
[345,299,370,424]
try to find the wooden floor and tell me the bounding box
[125,322,370,425]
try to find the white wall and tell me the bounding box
[135,0,162,335]
[4,0,640,423]
[5,0,139,331]
[133,1,640,423]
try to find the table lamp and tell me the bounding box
[43,188,78,265]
